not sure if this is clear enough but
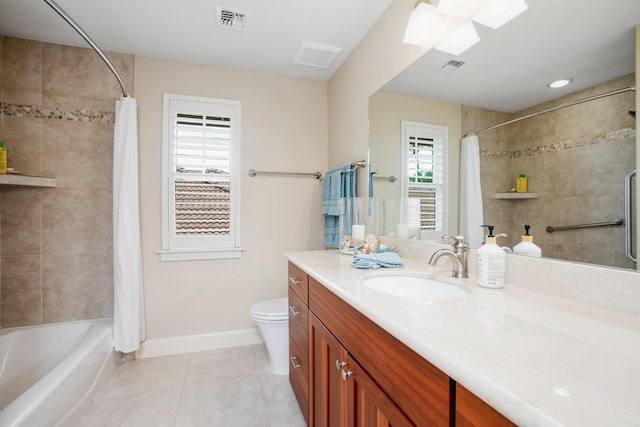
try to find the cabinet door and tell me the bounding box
[345,354,414,427]
[310,313,347,427]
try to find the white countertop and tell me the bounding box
[285,250,640,427]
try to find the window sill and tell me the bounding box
[158,247,245,262]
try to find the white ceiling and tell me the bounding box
[0,0,392,81]
[0,0,637,113]
[383,0,640,112]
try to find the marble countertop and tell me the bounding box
[285,250,640,427]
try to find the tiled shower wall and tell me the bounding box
[0,35,134,327]
[464,74,636,269]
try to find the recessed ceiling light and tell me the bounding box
[547,78,574,89]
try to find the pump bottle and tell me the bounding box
[513,224,542,257]
[477,225,507,288]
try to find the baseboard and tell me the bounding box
[135,328,264,359]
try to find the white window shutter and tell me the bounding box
[162,94,241,256]
[402,122,447,239]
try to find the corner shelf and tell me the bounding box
[0,174,57,188]
[494,192,538,199]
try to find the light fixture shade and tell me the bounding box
[403,2,447,46]
[434,0,490,17]
[472,0,528,29]
[435,20,480,55]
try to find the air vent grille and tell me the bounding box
[217,6,246,31]
[438,59,466,72]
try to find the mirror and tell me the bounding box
[369,0,638,270]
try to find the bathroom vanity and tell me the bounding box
[286,250,640,426]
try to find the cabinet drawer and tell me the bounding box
[309,277,450,427]
[288,288,309,343]
[288,262,309,304]
[289,331,309,423]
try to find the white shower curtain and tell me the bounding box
[459,134,484,248]
[113,96,145,353]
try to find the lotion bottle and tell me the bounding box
[513,224,542,257]
[477,225,507,289]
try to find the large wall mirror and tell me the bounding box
[369,0,639,270]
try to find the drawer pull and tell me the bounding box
[341,369,353,380]
[290,356,301,369]
[289,305,300,316]
[335,360,346,370]
[288,276,301,286]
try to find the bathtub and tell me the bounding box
[0,318,118,427]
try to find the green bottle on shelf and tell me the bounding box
[0,141,7,174]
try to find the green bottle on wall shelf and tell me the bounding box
[0,142,7,174]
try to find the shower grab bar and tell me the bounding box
[43,0,129,98]
[546,219,624,233]
[625,169,636,263]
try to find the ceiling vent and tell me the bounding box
[438,59,466,72]
[293,41,343,69]
[217,6,246,31]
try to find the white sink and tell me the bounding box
[362,273,468,300]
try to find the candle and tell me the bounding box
[351,224,365,240]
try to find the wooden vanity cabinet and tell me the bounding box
[288,262,310,424]
[455,384,516,427]
[310,313,413,427]
[309,277,450,426]
[289,261,514,427]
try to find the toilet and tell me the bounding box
[250,298,289,375]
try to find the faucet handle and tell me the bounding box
[441,235,468,249]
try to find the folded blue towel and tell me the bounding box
[352,252,404,269]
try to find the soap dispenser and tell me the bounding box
[477,225,507,289]
[513,224,542,257]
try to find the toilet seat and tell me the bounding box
[250,298,288,322]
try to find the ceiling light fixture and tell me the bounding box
[433,0,491,17]
[402,1,447,46]
[436,20,480,55]
[403,0,528,52]
[472,0,528,29]
[547,78,574,89]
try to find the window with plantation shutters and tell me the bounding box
[161,94,242,261]
[401,121,447,240]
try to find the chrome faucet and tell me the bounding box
[428,235,469,278]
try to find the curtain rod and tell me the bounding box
[43,0,129,98]
[471,85,636,136]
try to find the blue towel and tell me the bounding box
[352,252,404,269]
[323,164,356,247]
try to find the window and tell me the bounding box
[401,121,447,240]
[161,94,242,261]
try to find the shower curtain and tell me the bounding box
[459,134,484,248]
[113,96,145,353]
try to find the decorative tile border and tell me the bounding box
[0,102,115,124]
[480,127,635,159]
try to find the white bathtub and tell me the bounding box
[0,318,118,427]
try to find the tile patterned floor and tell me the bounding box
[77,344,306,427]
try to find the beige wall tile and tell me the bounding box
[1,115,43,175]
[2,36,42,105]
[0,187,42,256]
[0,36,131,327]
[41,187,112,256]
[42,253,113,323]
[42,43,130,111]
[42,120,113,188]
[1,255,42,327]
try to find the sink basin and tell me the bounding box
[362,273,468,300]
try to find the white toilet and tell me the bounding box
[250,298,289,375]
